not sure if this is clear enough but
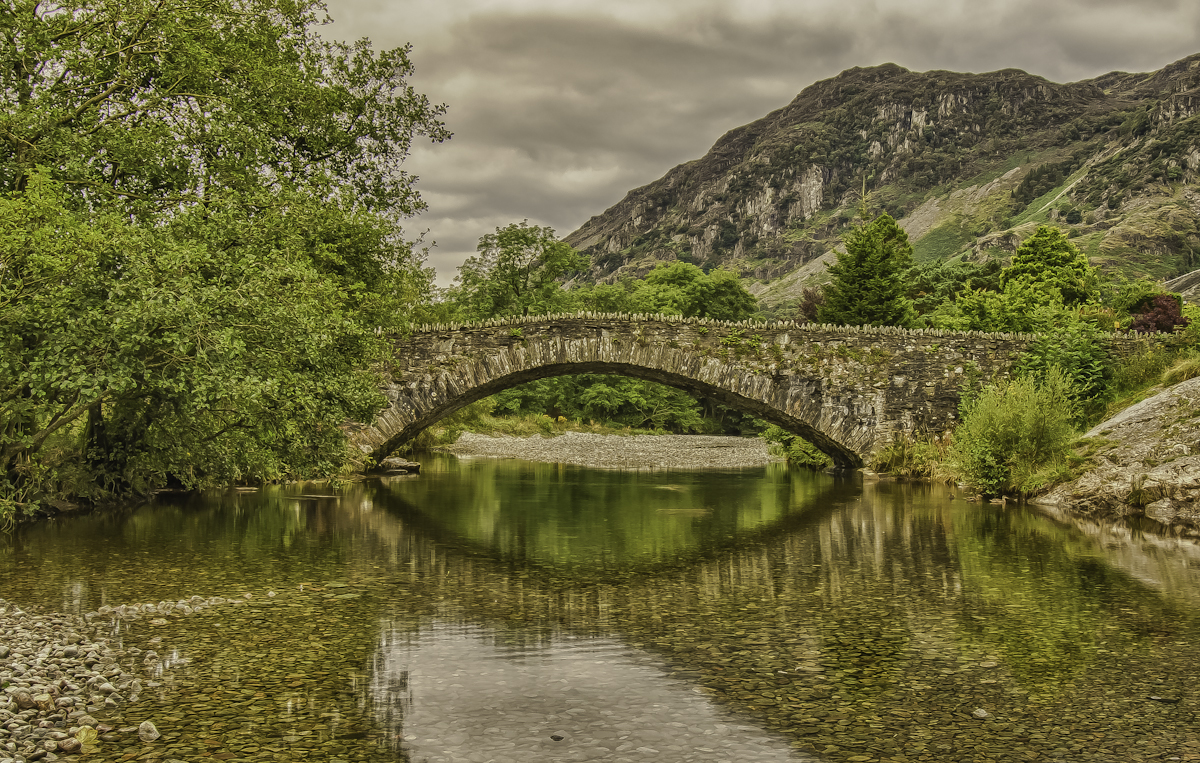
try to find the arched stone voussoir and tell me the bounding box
[344,316,1154,470]
[372,360,867,469]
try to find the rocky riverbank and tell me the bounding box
[0,595,247,762]
[1035,376,1200,535]
[441,431,783,469]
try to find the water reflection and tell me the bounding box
[367,621,800,762]
[377,455,854,573]
[0,458,1198,762]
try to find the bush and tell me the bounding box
[1130,294,1189,333]
[1018,313,1111,421]
[950,368,1079,495]
[872,432,954,481]
[761,425,832,469]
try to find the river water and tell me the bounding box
[3,454,1200,762]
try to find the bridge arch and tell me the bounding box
[344,314,1148,469]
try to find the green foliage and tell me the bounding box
[818,212,916,327]
[1,0,447,513]
[760,425,831,469]
[906,258,1004,318]
[950,369,1079,495]
[929,277,1061,333]
[453,221,587,319]
[1001,226,1097,306]
[1012,157,1083,208]
[2,175,390,505]
[491,376,709,434]
[1111,346,1181,393]
[1017,313,1112,421]
[1,0,448,216]
[871,433,953,481]
[616,262,757,320]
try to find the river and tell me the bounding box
[2,454,1200,762]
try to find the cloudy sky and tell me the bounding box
[320,0,1200,284]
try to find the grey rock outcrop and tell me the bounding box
[1036,376,1200,533]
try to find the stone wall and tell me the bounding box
[345,314,1157,468]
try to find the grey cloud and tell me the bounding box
[321,0,1200,282]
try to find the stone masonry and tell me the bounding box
[345,313,1155,469]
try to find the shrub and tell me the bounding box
[761,425,832,469]
[1018,313,1111,421]
[1130,294,1189,333]
[950,368,1079,495]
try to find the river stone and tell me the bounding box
[57,738,81,754]
[13,693,34,711]
[137,721,160,742]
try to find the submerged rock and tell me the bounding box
[138,720,161,742]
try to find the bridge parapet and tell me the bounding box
[346,313,1158,469]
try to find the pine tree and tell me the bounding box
[817,212,915,327]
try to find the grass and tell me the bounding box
[912,219,977,262]
[1008,167,1091,228]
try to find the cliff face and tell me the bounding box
[566,55,1200,309]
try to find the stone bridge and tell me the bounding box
[345,314,1152,469]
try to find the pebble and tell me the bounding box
[0,597,168,762]
[444,432,783,469]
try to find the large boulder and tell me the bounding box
[1035,376,1200,533]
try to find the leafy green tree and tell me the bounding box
[567,262,757,322]
[637,263,757,320]
[3,177,384,502]
[453,222,587,318]
[1001,226,1096,305]
[933,279,1065,334]
[1,0,448,511]
[2,0,447,215]
[818,212,915,327]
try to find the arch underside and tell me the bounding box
[377,361,867,468]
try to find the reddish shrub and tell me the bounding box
[1131,294,1189,333]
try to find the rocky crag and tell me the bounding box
[1036,377,1200,534]
[567,55,1200,309]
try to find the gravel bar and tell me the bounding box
[441,431,783,470]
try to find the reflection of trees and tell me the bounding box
[360,473,1200,759]
[10,462,1199,761]
[371,457,855,580]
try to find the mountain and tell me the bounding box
[565,55,1200,310]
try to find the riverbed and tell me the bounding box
[2,454,1199,762]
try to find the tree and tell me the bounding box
[818,212,915,327]
[2,0,447,214]
[634,262,757,320]
[1000,226,1096,305]
[454,222,587,318]
[1,0,448,511]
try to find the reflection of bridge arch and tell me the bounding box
[346,313,1147,468]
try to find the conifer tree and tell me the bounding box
[817,212,915,327]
